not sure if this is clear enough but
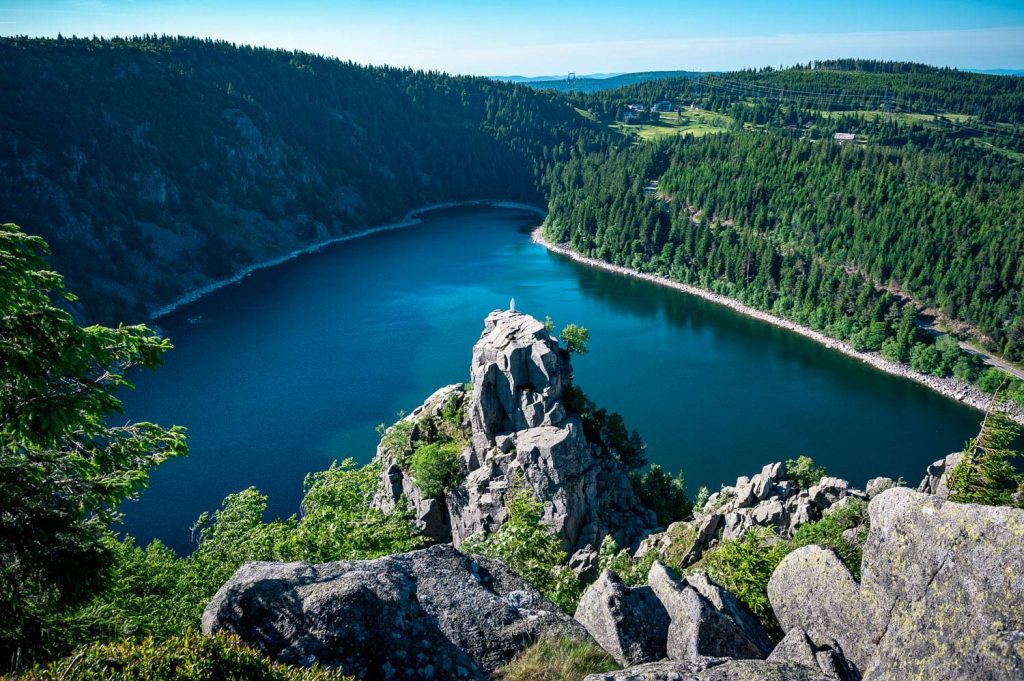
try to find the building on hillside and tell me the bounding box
[833,132,856,144]
[627,103,645,112]
[653,100,673,112]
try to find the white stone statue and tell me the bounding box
[509,297,516,312]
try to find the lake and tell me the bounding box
[120,205,983,552]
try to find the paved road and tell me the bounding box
[959,342,1024,381]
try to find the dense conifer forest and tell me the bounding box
[547,61,1024,378]
[0,36,616,322]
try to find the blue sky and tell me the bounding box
[2,1,1023,75]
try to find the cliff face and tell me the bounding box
[375,309,656,566]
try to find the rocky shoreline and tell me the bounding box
[532,227,1024,425]
[149,199,546,321]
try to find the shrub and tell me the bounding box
[560,324,590,355]
[497,637,617,681]
[694,527,791,637]
[597,536,659,587]
[376,417,414,461]
[18,632,350,680]
[462,487,581,613]
[408,442,464,499]
[975,367,1008,394]
[948,407,1024,508]
[630,465,692,526]
[785,455,827,490]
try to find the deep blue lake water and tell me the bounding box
[120,205,983,552]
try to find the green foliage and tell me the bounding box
[560,324,591,356]
[597,536,659,587]
[17,631,350,680]
[496,637,617,681]
[378,417,414,461]
[462,486,581,613]
[630,464,692,526]
[0,36,621,323]
[692,486,710,514]
[785,456,827,490]
[693,527,791,637]
[976,367,1009,393]
[50,460,419,663]
[0,225,188,666]
[546,94,1024,364]
[408,442,465,499]
[947,406,1024,508]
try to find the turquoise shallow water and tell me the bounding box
[119,205,982,552]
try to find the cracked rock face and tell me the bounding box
[375,309,655,556]
[201,544,592,680]
[767,487,1024,680]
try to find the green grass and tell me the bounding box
[611,109,732,142]
[497,638,617,681]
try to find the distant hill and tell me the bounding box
[968,69,1024,77]
[0,36,617,323]
[494,70,704,93]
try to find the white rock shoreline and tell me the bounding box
[532,226,1024,425]
[149,199,547,320]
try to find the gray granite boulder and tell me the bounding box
[916,452,963,498]
[767,487,1024,680]
[201,544,591,680]
[583,659,832,681]
[648,562,771,662]
[575,569,671,665]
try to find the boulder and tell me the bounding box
[575,569,670,666]
[767,487,1024,680]
[864,477,895,498]
[201,544,591,680]
[916,452,962,498]
[583,659,832,681]
[648,562,771,662]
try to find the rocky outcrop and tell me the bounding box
[575,561,772,676]
[201,544,592,680]
[374,310,656,559]
[647,563,772,662]
[635,462,873,569]
[767,487,1024,680]
[575,569,670,665]
[583,659,833,681]
[916,452,962,498]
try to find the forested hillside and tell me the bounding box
[548,61,1024,372]
[0,36,617,322]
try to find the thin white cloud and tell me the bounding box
[379,25,1024,74]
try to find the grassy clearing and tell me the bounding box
[611,109,732,142]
